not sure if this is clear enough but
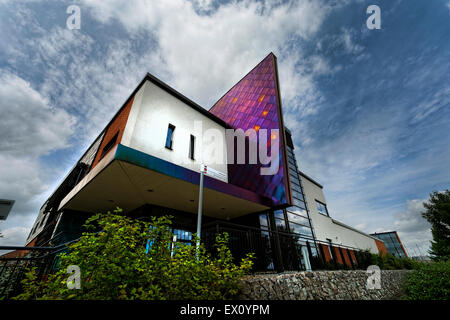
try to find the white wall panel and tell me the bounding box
[301,174,379,253]
[122,80,228,181]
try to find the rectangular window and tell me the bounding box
[259,214,269,229]
[165,124,175,149]
[289,222,313,237]
[286,206,308,218]
[292,197,306,208]
[288,158,296,166]
[288,162,297,172]
[275,218,287,232]
[289,167,298,177]
[286,212,310,227]
[292,190,304,201]
[316,200,329,216]
[291,186,302,196]
[273,209,284,220]
[290,176,301,187]
[189,135,195,160]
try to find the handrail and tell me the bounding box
[1,216,151,261]
[203,220,316,242]
[0,246,62,251]
[0,238,79,261]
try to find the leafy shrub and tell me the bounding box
[13,208,254,300]
[378,253,416,270]
[403,260,450,300]
[354,250,374,269]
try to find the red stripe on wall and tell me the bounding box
[90,96,135,170]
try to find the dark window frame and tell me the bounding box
[315,200,329,217]
[189,134,195,160]
[100,131,119,159]
[165,124,176,150]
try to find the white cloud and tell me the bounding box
[340,27,364,55]
[0,227,31,248]
[5,0,337,148]
[77,0,340,152]
[0,71,76,157]
[79,0,331,110]
[16,25,169,142]
[191,0,214,12]
[0,157,47,215]
[278,53,328,117]
[393,199,432,257]
[410,86,450,124]
[0,71,75,245]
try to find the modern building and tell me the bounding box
[25,53,388,272]
[370,231,408,259]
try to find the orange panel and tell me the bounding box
[348,249,358,265]
[341,249,353,268]
[332,246,344,265]
[320,244,332,262]
[91,96,135,170]
[375,239,388,256]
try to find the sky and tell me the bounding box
[0,0,449,257]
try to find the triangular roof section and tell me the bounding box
[209,53,292,206]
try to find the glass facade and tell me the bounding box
[371,232,407,258]
[173,228,192,243]
[285,145,316,242]
[255,142,321,271]
[209,53,289,206]
[258,213,275,270]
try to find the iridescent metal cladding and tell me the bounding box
[209,53,289,206]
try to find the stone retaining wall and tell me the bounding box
[239,270,412,300]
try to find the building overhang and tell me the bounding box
[59,144,272,219]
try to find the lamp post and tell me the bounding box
[195,164,226,260]
[196,165,206,259]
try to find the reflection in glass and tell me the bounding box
[286,212,310,227]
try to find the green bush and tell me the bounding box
[13,208,254,300]
[353,250,374,269]
[403,260,450,300]
[366,252,416,270]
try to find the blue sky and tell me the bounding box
[0,0,449,256]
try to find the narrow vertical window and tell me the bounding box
[189,134,195,160]
[100,131,119,159]
[165,124,175,149]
